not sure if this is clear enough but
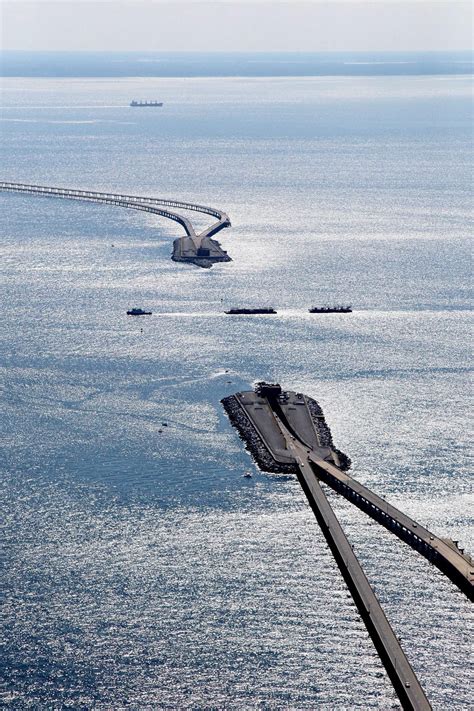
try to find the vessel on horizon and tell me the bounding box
[130,100,163,107]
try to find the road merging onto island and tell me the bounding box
[280,420,432,711]
[0,181,231,254]
[227,386,473,707]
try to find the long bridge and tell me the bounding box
[307,451,473,598]
[0,181,232,267]
[223,384,473,710]
[230,387,473,600]
[284,424,432,711]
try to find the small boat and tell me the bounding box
[130,100,163,107]
[127,308,152,316]
[309,305,352,314]
[225,307,277,315]
[243,472,253,478]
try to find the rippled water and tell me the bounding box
[1,75,472,709]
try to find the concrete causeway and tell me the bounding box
[230,386,473,601]
[0,181,231,267]
[283,425,432,711]
[223,383,473,709]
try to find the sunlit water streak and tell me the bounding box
[1,74,472,709]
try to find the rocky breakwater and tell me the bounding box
[306,397,351,471]
[221,394,298,474]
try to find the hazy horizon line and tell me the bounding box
[2,49,473,55]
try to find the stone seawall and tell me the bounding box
[306,397,351,471]
[221,395,298,474]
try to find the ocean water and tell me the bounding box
[1,69,473,709]
[1,51,472,78]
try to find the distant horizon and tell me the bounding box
[1,50,472,79]
[3,49,473,55]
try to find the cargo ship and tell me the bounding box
[309,305,352,313]
[225,307,277,315]
[130,100,163,107]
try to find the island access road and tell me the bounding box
[0,181,231,253]
[277,415,432,711]
[240,388,473,601]
[306,452,473,601]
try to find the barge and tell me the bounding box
[225,307,277,315]
[309,305,352,313]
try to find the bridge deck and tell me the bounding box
[226,390,453,707]
[0,181,231,263]
[286,433,432,711]
[232,389,473,600]
[234,401,433,709]
[308,454,473,600]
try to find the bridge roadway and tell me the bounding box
[306,454,473,601]
[0,181,231,253]
[236,390,473,601]
[280,421,432,711]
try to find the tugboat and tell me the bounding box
[309,305,352,313]
[130,100,163,107]
[126,308,152,316]
[225,307,277,315]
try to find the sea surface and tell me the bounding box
[1,51,473,78]
[1,61,473,709]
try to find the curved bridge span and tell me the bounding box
[0,181,232,266]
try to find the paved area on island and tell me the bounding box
[279,393,336,462]
[235,391,295,465]
[173,233,230,265]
